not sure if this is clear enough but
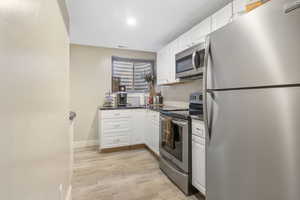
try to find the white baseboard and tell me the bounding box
[65,185,72,200]
[73,140,99,148]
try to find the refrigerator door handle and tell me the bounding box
[284,1,300,13]
[204,36,212,140]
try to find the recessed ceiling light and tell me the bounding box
[126,17,137,26]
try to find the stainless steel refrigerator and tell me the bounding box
[204,1,300,200]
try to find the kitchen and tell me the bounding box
[2,0,300,200]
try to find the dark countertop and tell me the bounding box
[99,106,203,120]
[99,105,164,112]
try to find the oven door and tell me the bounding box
[160,116,189,173]
[176,43,205,79]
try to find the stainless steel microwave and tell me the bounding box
[175,42,206,79]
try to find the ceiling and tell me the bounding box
[69,0,231,52]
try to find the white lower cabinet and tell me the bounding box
[99,109,160,155]
[192,120,206,195]
[100,110,132,149]
[144,110,160,155]
[131,110,146,145]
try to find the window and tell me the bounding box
[112,56,154,92]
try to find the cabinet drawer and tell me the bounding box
[102,120,131,132]
[102,129,130,137]
[102,136,130,148]
[101,110,131,119]
[192,120,205,138]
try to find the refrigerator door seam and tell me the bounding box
[207,83,300,92]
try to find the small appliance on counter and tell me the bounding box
[116,85,128,107]
[189,92,203,116]
[102,92,115,108]
[153,92,163,105]
[117,92,127,107]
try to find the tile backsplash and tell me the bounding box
[159,79,203,103]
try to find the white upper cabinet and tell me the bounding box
[177,32,191,54]
[190,17,212,45]
[233,0,247,17]
[157,46,170,85]
[168,40,180,83]
[157,40,179,85]
[211,3,233,32]
[156,2,242,85]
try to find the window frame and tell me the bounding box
[111,56,155,93]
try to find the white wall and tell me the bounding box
[70,44,156,144]
[0,1,71,199]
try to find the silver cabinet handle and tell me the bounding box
[203,36,212,140]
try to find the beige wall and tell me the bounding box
[0,1,71,199]
[70,44,156,142]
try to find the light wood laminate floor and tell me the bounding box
[72,147,203,200]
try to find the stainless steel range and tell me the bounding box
[159,109,195,195]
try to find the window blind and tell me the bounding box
[112,57,154,92]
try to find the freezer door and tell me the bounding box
[206,87,300,200]
[207,0,300,90]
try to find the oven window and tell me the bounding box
[176,55,193,73]
[161,122,183,161]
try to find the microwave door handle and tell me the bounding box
[192,51,197,70]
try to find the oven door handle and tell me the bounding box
[160,116,188,127]
[172,120,188,127]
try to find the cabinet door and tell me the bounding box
[131,110,146,145]
[233,0,247,17]
[153,112,160,155]
[149,113,155,151]
[190,17,212,45]
[144,111,151,148]
[177,32,192,53]
[192,137,206,195]
[212,3,233,32]
[168,40,179,84]
[157,47,169,85]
